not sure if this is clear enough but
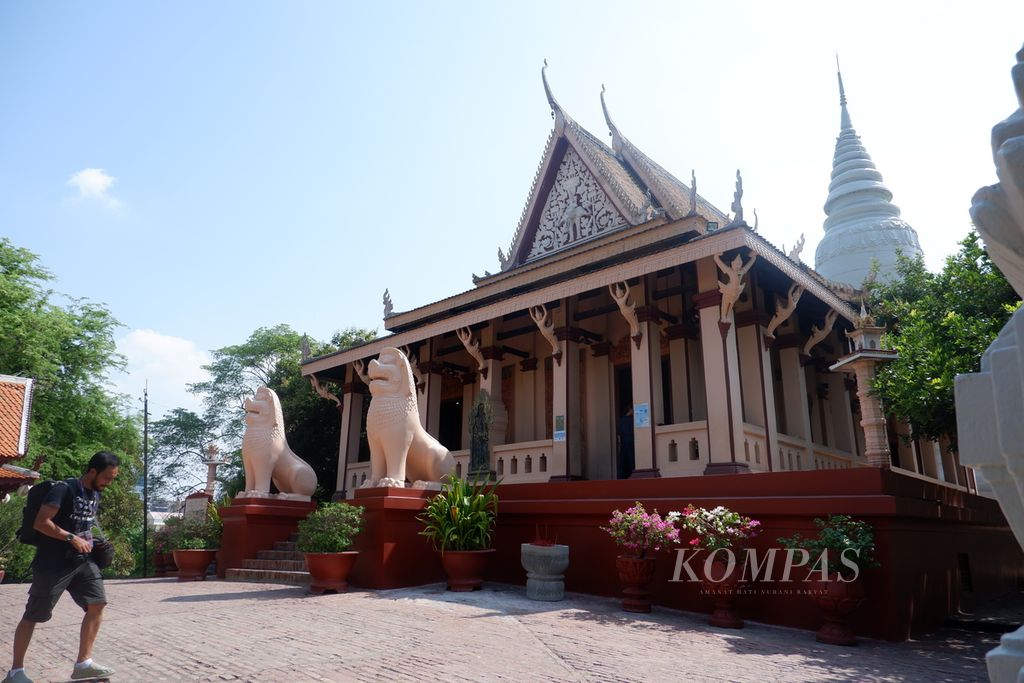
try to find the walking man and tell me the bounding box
[4,451,120,683]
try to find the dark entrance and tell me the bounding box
[614,364,634,479]
[439,398,462,451]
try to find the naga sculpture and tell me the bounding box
[240,386,318,499]
[364,347,455,488]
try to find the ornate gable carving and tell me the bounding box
[525,148,628,262]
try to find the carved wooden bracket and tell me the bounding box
[713,251,757,323]
[351,359,371,386]
[609,281,642,347]
[456,327,488,379]
[309,374,341,408]
[765,283,805,340]
[529,304,562,367]
[802,309,838,356]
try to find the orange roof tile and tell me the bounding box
[0,376,34,462]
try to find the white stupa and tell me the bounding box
[814,67,923,286]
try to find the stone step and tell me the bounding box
[274,541,298,552]
[257,549,305,562]
[243,558,307,572]
[225,568,311,586]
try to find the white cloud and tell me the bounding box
[109,329,210,419]
[67,168,123,209]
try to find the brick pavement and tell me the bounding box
[0,578,996,682]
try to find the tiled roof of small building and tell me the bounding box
[0,375,34,462]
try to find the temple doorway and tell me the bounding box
[614,364,634,479]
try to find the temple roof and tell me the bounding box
[814,66,923,286]
[497,66,729,275]
[0,375,34,463]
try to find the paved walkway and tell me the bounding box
[0,578,997,682]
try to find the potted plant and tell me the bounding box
[680,505,761,628]
[778,514,878,645]
[151,526,174,577]
[172,503,222,581]
[418,474,499,591]
[296,502,365,594]
[520,524,569,601]
[601,502,681,613]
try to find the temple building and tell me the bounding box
[301,66,968,497]
[0,374,40,497]
[814,70,924,285]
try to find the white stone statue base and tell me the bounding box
[235,490,312,502]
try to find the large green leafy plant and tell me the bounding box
[173,503,223,550]
[777,515,879,579]
[297,502,364,553]
[418,474,499,552]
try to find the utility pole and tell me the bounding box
[142,382,150,578]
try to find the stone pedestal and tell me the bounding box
[219,497,316,579]
[347,487,445,589]
[521,543,569,601]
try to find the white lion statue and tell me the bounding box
[364,347,455,488]
[240,386,317,499]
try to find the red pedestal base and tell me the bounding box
[347,487,445,589]
[219,497,316,578]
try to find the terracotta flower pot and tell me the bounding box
[615,555,657,613]
[811,573,865,645]
[0,569,5,584]
[440,549,495,591]
[173,549,217,581]
[153,552,167,577]
[699,557,745,628]
[305,551,359,594]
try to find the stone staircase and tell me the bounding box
[225,533,311,586]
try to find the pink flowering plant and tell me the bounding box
[680,505,760,552]
[601,502,681,559]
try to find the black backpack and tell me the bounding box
[17,478,75,546]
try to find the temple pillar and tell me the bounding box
[418,353,443,438]
[628,294,664,477]
[460,372,476,453]
[667,330,692,423]
[778,341,812,469]
[477,325,509,449]
[694,257,747,474]
[825,372,854,453]
[736,310,780,470]
[550,299,582,480]
[832,357,893,467]
[334,370,366,499]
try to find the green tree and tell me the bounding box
[0,238,144,577]
[869,231,1021,448]
[148,408,220,502]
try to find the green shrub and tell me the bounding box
[777,514,879,579]
[173,503,222,550]
[418,474,499,552]
[296,502,364,553]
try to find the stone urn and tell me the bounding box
[173,549,217,581]
[615,555,657,613]
[440,549,495,592]
[810,574,865,645]
[700,558,745,629]
[521,543,569,601]
[305,551,359,594]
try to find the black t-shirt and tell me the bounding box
[33,478,101,570]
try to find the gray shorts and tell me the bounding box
[23,559,107,623]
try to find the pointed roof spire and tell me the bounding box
[599,83,623,153]
[541,60,567,133]
[837,55,853,131]
[815,62,923,285]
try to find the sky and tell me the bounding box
[2,1,1023,420]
